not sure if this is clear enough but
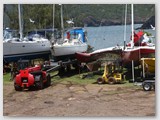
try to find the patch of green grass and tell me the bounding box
[3,70,140,90]
[3,73,12,84]
[47,70,138,87]
[51,73,99,85]
[122,81,142,90]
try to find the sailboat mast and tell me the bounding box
[123,4,127,50]
[18,4,23,40]
[131,4,134,48]
[60,4,64,40]
[53,4,55,38]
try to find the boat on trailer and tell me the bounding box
[76,30,155,68]
[3,29,51,63]
[3,4,51,63]
[50,4,88,61]
[50,27,88,61]
[75,4,155,68]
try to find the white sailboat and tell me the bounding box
[50,4,88,61]
[3,4,51,62]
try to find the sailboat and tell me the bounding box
[75,4,155,68]
[50,4,88,61]
[3,4,51,62]
[121,4,155,67]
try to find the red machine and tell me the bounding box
[14,60,51,91]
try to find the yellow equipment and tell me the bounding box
[97,62,123,84]
[141,58,155,77]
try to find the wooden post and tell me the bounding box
[132,60,135,82]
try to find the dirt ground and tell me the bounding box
[3,81,155,117]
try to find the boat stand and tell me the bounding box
[46,59,79,77]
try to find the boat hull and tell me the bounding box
[3,41,51,62]
[4,51,50,62]
[75,46,122,63]
[51,43,88,57]
[122,46,155,67]
[75,46,155,68]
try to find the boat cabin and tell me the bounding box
[65,27,87,43]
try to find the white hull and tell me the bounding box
[51,43,88,56]
[3,40,51,56]
[3,38,51,62]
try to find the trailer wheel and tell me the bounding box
[14,83,22,91]
[108,77,116,85]
[46,74,51,87]
[143,83,152,91]
[97,78,105,84]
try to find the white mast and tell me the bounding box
[131,4,134,48]
[18,4,23,40]
[60,4,64,40]
[52,4,55,39]
[123,4,127,50]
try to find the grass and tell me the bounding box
[3,70,139,89]
[50,71,99,85]
[3,73,12,84]
[3,71,98,85]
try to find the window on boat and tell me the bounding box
[3,30,18,40]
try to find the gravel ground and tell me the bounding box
[3,81,155,117]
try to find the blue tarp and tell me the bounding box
[65,28,86,43]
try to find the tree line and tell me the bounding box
[3,4,155,33]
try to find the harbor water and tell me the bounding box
[85,24,156,50]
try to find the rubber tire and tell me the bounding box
[143,83,152,91]
[46,74,51,87]
[37,76,44,90]
[108,77,116,85]
[97,78,105,84]
[14,83,22,91]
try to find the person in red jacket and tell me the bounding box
[67,31,70,40]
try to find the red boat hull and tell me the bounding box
[122,47,155,67]
[76,46,155,68]
[75,47,122,63]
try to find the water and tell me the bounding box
[85,24,156,50]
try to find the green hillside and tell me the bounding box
[3,4,155,32]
